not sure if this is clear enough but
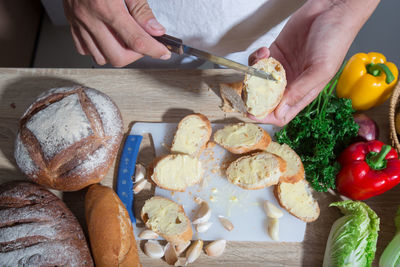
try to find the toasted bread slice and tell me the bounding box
[265,142,304,183]
[214,123,271,154]
[275,180,320,222]
[243,57,287,118]
[226,151,286,190]
[141,196,193,244]
[219,81,247,113]
[171,113,212,156]
[149,154,203,192]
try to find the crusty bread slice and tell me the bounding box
[214,123,271,154]
[149,154,203,192]
[226,151,286,190]
[171,113,211,157]
[265,142,304,183]
[243,57,287,118]
[274,180,320,222]
[219,81,247,113]
[141,196,192,244]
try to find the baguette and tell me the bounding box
[243,57,286,118]
[171,113,211,156]
[214,122,271,154]
[226,151,286,190]
[149,154,203,192]
[85,184,141,267]
[141,196,193,244]
[265,142,304,183]
[274,180,320,222]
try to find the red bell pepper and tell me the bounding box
[337,140,400,200]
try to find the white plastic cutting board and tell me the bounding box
[132,122,306,242]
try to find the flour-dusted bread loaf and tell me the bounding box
[141,196,192,244]
[171,113,212,157]
[265,142,304,183]
[149,154,203,192]
[14,86,124,191]
[214,122,271,154]
[275,180,320,222]
[0,181,93,266]
[220,81,247,113]
[244,57,287,118]
[85,184,141,267]
[226,151,286,190]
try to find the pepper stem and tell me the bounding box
[366,145,392,170]
[366,63,395,84]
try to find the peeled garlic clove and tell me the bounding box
[195,221,213,233]
[164,242,179,265]
[263,200,284,219]
[175,241,191,256]
[218,215,234,231]
[268,218,279,241]
[192,201,211,225]
[138,229,159,239]
[133,179,149,194]
[144,240,164,258]
[185,240,203,265]
[204,240,226,257]
[134,163,146,182]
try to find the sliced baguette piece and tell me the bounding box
[213,122,271,154]
[171,113,212,156]
[141,196,193,244]
[274,180,320,222]
[149,154,203,192]
[244,57,287,118]
[265,142,304,183]
[226,151,286,190]
[219,81,247,113]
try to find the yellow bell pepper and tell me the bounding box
[336,52,398,111]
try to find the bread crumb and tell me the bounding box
[209,196,216,202]
[211,188,218,194]
[206,141,216,149]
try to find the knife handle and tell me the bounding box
[154,34,184,55]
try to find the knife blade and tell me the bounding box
[154,34,277,81]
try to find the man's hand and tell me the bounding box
[248,0,380,126]
[63,0,171,67]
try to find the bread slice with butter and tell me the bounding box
[149,154,203,192]
[275,180,320,222]
[265,142,304,183]
[244,57,287,118]
[141,196,192,244]
[214,122,271,154]
[226,151,286,190]
[171,113,211,156]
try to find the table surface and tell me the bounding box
[0,68,396,267]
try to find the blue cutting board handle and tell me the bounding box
[116,135,143,224]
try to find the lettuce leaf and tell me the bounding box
[379,206,400,267]
[323,201,380,267]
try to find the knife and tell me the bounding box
[154,34,277,81]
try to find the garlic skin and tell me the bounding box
[195,221,213,233]
[133,179,149,194]
[175,241,191,256]
[218,215,234,231]
[134,163,146,182]
[263,200,284,219]
[138,229,159,239]
[192,201,211,225]
[164,242,179,265]
[185,240,203,265]
[144,240,164,258]
[204,240,226,257]
[268,218,279,241]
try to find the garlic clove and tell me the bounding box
[134,163,146,182]
[138,229,159,239]
[175,241,191,256]
[204,240,226,257]
[268,218,279,241]
[218,215,234,231]
[144,240,164,258]
[263,200,284,219]
[133,179,149,194]
[185,240,203,265]
[195,221,213,233]
[164,242,179,265]
[192,201,211,225]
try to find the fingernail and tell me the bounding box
[147,18,165,31]
[277,103,290,119]
[160,52,171,60]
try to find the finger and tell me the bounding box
[125,0,166,36]
[248,47,270,66]
[70,26,88,55]
[78,26,107,65]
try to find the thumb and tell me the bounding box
[126,0,166,36]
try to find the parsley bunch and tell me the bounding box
[275,64,359,192]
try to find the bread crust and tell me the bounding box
[85,184,141,267]
[140,196,193,244]
[171,113,212,157]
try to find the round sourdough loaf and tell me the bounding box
[14,86,123,191]
[0,181,93,266]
